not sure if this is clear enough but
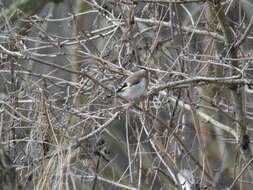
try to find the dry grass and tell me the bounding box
[1,0,253,189]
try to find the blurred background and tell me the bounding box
[1,0,253,189]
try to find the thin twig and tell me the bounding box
[70,112,119,149]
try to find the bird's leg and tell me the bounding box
[139,100,145,110]
[124,98,146,110]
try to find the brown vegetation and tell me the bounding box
[1,0,253,189]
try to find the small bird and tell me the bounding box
[116,69,148,100]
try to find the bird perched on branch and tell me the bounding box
[116,69,148,101]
